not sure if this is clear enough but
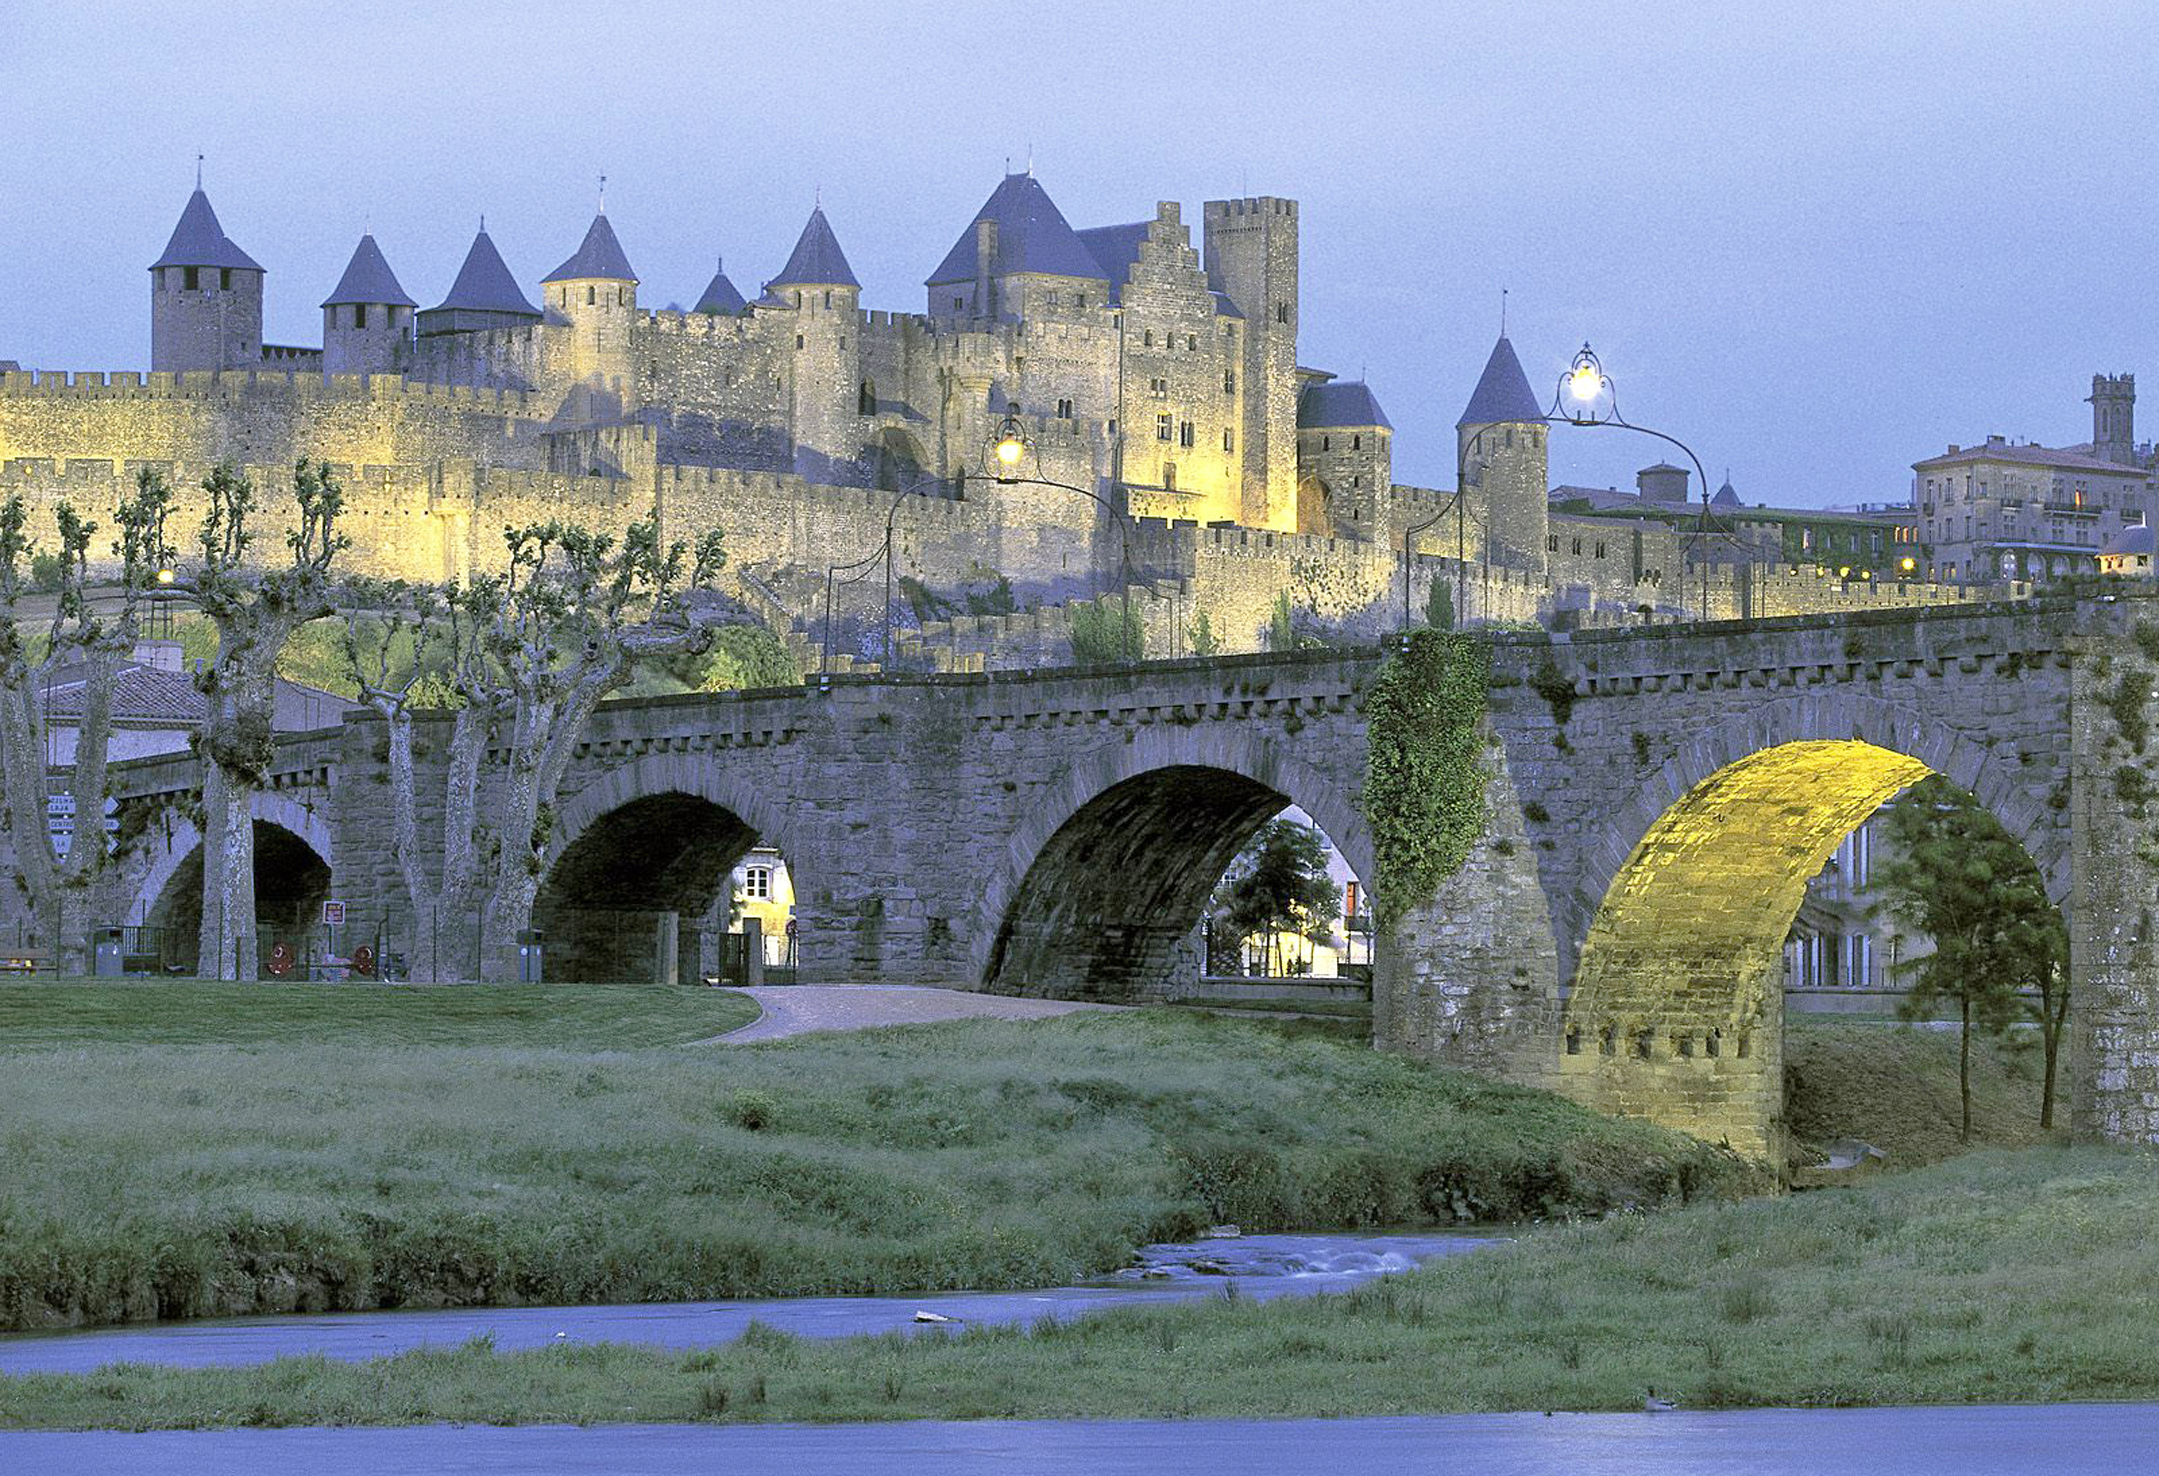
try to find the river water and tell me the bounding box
[0,1230,1491,1375]
[4,1232,2140,1473]
[3,1406,2151,1475]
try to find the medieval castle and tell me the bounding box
[0,171,2006,667]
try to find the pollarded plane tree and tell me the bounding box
[0,472,175,971]
[339,576,507,983]
[474,517,727,981]
[167,460,349,980]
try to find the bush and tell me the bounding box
[1069,600,1142,664]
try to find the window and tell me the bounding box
[1156,414,1173,441]
[823,290,832,309]
[353,304,367,329]
[953,296,964,311]
[1178,420,1195,448]
[1224,369,1236,395]
[1547,533,1559,552]
[1187,334,1197,351]
[1144,330,1155,347]
[1274,303,1288,323]
[1223,428,1234,453]
[1594,541,1606,559]
[858,380,876,416]
[796,334,805,349]
[183,266,199,290]
[1075,294,1086,310]
[742,866,772,900]
[1149,376,1168,398]
[1047,289,1059,305]
[1321,435,1330,451]
[587,285,596,304]
[1571,538,1582,555]
[1163,462,1177,491]
[1056,398,1073,419]
[617,286,626,305]
[1352,434,1361,451]
[219,268,231,290]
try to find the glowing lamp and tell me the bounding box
[1569,365,1601,401]
[990,412,1029,478]
[155,568,175,585]
[1899,556,1916,574]
[1838,566,1851,578]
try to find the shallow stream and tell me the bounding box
[0,1229,1492,1376]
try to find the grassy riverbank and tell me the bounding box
[3,1146,2149,1429]
[0,980,761,1049]
[1784,1018,2061,1166]
[0,1002,1747,1334]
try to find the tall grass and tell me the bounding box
[0,1009,1749,1333]
[4,1148,2152,1429]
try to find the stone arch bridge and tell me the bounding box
[96,596,2159,1158]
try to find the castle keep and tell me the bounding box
[2,171,2001,658]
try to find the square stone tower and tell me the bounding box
[1203,198,1299,531]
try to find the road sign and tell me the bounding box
[323,900,346,927]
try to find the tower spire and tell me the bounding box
[598,174,607,214]
[195,153,203,189]
[1500,287,1508,336]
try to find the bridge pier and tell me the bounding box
[2069,625,2159,1143]
[1374,736,1560,1088]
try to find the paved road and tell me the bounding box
[6,1406,2154,1475]
[711,984,1115,1042]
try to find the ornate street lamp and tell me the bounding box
[1547,341,1744,621]
[982,410,1142,665]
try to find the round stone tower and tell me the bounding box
[149,182,265,372]
[767,204,864,485]
[1456,334,1550,571]
[321,233,415,376]
[542,205,640,425]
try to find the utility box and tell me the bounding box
[93,928,124,977]
[517,929,545,984]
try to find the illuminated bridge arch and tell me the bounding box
[1557,695,2067,1161]
[973,727,1373,1001]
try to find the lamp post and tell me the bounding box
[987,411,1143,664]
[1548,343,1743,622]
[818,472,958,676]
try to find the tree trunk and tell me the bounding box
[2039,976,2066,1132]
[1959,993,1973,1144]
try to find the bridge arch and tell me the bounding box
[1557,694,2068,1161]
[973,726,1372,1001]
[126,792,337,972]
[533,753,809,983]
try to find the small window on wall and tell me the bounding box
[1178,420,1195,448]
[1274,303,1288,323]
[354,304,368,329]
[1352,434,1361,450]
[1225,370,1236,395]
[954,296,964,311]
[743,866,772,900]
[1056,398,1073,419]
[1163,462,1177,491]
[587,286,596,305]
[183,266,200,290]
[1156,414,1173,441]
[1547,534,1559,552]
[1144,330,1155,347]
[1223,428,1234,453]
[220,268,231,290]
[1076,294,1087,309]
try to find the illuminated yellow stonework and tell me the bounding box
[1558,740,1933,1161]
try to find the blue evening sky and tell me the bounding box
[0,0,2149,508]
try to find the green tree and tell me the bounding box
[1424,579,1454,631]
[1268,590,1295,653]
[1870,776,2069,1136]
[1209,817,1341,977]
[1069,598,1142,664]
[1188,607,1220,657]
